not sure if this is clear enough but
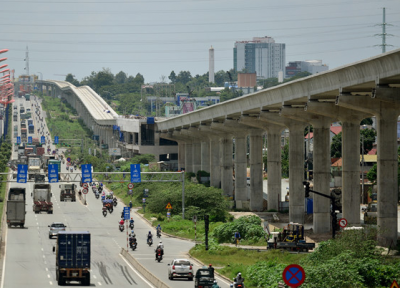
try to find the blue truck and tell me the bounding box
[55,231,91,286]
[28,124,34,134]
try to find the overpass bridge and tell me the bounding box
[156,48,400,247]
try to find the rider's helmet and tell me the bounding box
[238,273,242,277]
[159,241,162,245]
[131,217,133,220]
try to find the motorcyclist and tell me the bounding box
[129,217,134,227]
[155,244,164,260]
[157,241,164,249]
[212,280,220,288]
[234,273,244,285]
[147,231,153,244]
[129,233,137,246]
[156,224,162,236]
[119,218,124,226]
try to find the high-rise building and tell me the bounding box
[209,46,215,83]
[233,36,285,80]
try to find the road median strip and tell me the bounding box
[120,248,172,288]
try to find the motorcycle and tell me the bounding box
[147,238,153,246]
[102,207,107,217]
[74,165,77,170]
[129,222,134,229]
[157,230,161,238]
[156,251,163,262]
[113,198,118,207]
[95,192,99,199]
[130,239,137,251]
[119,224,124,232]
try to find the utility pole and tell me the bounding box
[361,134,365,204]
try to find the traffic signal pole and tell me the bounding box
[303,181,338,239]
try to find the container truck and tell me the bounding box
[54,232,91,286]
[36,147,45,156]
[21,128,27,142]
[28,124,34,134]
[27,119,33,126]
[60,184,76,202]
[32,184,53,214]
[20,106,25,114]
[13,112,18,121]
[6,188,26,228]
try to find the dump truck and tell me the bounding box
[55,231,91,286]
[267,223,315,252]
[6,188,26,228]
[60,184,76,202]
[37,147,45,156]
[32,183,53,214]
[28,156,41,179]
[48,159,61,180]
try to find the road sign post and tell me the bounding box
[193,215,197,243]
[130,164,141,183]
[282,264,306,287]
[339,218,348,229]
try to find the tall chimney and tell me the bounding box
[209,46,215,83]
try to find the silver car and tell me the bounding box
[167,259,194,281]
[48,222,66,239]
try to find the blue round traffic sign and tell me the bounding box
[282,264,306,287]
[67,157,71,162]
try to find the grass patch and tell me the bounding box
[190,246,306,288]
[0,168,9,230]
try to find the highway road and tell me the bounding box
[2,95,231,288]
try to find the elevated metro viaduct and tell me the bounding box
[34,80,179,169]
[156,48,400,247]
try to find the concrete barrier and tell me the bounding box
[120,248,172,288]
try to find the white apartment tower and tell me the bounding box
[209,46,215,83]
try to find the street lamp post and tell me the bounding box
[37,72,43,93]
[361,133,365,204]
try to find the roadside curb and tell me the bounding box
[120,248,172,288]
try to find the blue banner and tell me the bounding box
[81,164,92,183]
[48,164,59,183]
[124,207,130,220]
[54,136,59,144]
[28,136,32,144]
[130,164,141,183]
[17,136,21,144]
[41,136,45,144]
[17,164,28,183]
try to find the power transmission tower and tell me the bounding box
[375,7,393,53]
[24,46,29,76]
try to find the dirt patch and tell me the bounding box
[304,229,333,243]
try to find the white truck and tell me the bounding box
[32,184,53,214]
[7,188,26,228]
[28,157,41,179]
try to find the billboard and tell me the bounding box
[109,148,121,156]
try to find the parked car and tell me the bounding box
[167,259,194,281]
[48,222,67,239]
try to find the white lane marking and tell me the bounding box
[41,248,44,251]
[120,255,156,288]
[45,267,48,271]
[93,275,97,279]
[49,281,53,285]
[47,274,50,278]
[37,222,39,226]
[43,255,45,258]
[0,222,8,288]
[98,282,102,286]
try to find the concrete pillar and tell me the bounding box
[377,108,398,247]
[178,143,185,170]
[192,142,201,173]
[288,123,306,224]
[342,119,362,225]
[209,136,220,188]
[201,140,210,173]
[185,142,193,173]
[267,125,283,211]
[234,134,247,202]
[220,136,233,196]
[312,118,332,233]
[249,131,263,211]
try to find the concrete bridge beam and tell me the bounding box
[180,129,202,173]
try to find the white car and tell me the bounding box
[48,222,66,239]
[167,259,194,281]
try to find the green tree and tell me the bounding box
[65,73,79,86]
[168,71,177,84]
[331,132,342,158]
[361,117,373,126]
[176,71,192,85]
[360,128,376,154]
[281,142,289,177]
[93,69,114,91]
[115,71,127,84]
[134,73,145,85]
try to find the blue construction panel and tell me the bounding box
[147,117,155,124]
[305,198,313,214]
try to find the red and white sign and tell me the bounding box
[82,188,88,194]
[83,183,88,189]
[128,183,134,189]
[339,218,348,228]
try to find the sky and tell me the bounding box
[1,0,400,83]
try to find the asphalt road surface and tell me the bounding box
[2,96,231,288]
